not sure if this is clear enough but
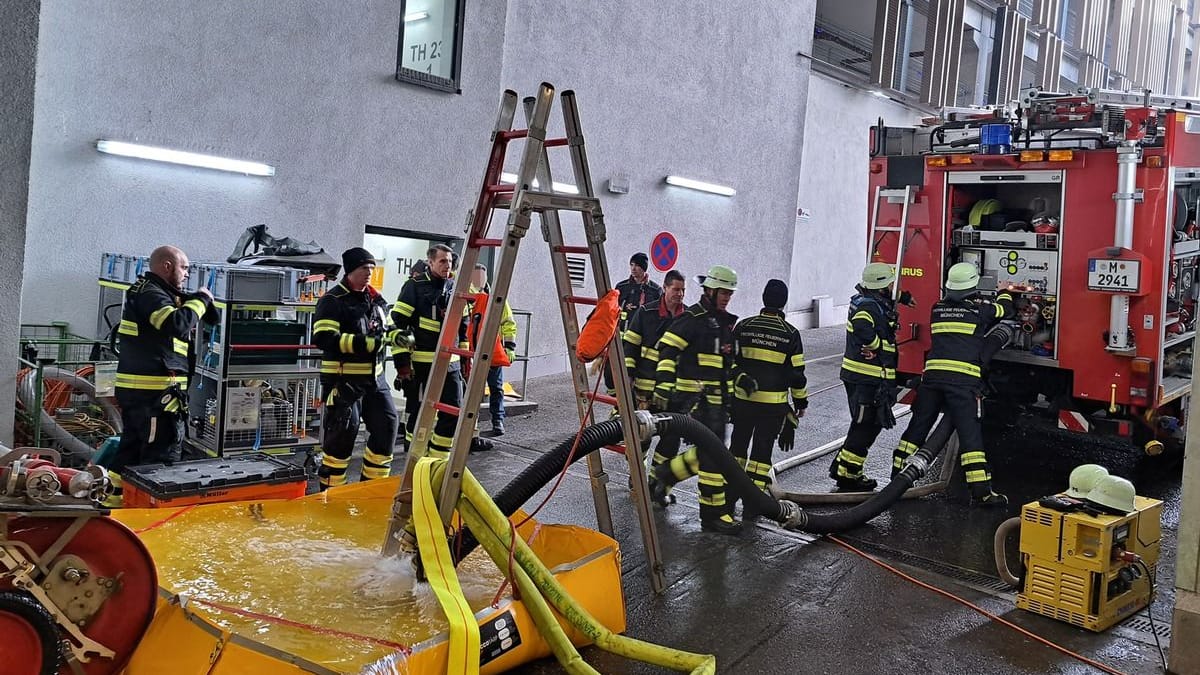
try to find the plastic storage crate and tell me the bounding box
[195,265,289,302]
[121,454,308,508]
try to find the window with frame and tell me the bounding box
[395,0,465,93]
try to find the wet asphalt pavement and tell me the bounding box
[386,324,1182,674]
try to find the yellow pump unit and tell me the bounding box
[1014,495,1161,631]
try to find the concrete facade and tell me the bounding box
[20,1,839,380]
[1,0,40,445]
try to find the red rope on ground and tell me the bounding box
[826,535,1129,675]
[188,597,412,654]
[133,505,198,534]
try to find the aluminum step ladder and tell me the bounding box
[867,184,915,294]
[383,83,667,593]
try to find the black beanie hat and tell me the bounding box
[630,252,649,271]
[762,279,788,309]
[341,247,376,275]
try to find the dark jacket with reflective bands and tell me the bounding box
[840,290,899,386]
[116,272,212,391]
[615,277,663,329]
[654,296,737,407]
[312,282,394,379]
[390,272,467,369]
[922,292,1015,387]
[733,309,808,410]
[623,299,684,395]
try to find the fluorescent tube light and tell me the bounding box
[664,175,736,197]
[96,140,276,176]
[499,171,579,194]
[404,11,429,22]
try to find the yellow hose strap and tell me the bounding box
[414,457,481,675]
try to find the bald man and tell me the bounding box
[110,246,216,491]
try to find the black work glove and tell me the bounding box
[778,411,798,453]
[733,372,758,399]
[898,290,916,307]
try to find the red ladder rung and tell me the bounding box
[554,245,591,254]
[434,402,460,416]
[471,238,503,248]
[544,137,569,147]
[498,129,528,140]
[485,184,515,194]
[567,295,598,306]
[603,444,626,455]
[444,346,474,358]
[586,392,618,406]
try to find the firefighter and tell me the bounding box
[111,245,217,480]
[392,244,472,459]
[828,262,914,491]
[468,263,517,437]
[729,279,807,496]
[622,269,686,471]
[648,264,741,535]
[605,253,663,398]
[892,262,1014,506]
[311,248,404,489]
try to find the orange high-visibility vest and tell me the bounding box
[468,292,511,367]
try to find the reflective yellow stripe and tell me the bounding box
[736,389,788,404]
[339,334,353,354]
[740,347,785,364]
[313,319,340,335]
[115,373,186,390]
[182,298,207,318]
[320,474,348,487]
[360,466,390,480]
[925,359,981,377]
[930,322,976,335]
[866,335,882,349]
[430,432,455,447]
[172,338,188,356]
[392,301,415,317]
[841,358,895,379]
[698,471,725,486]
[698,494,727,506]
[624,357,638,369]
[118,319,139,336]
[642,347,660,361]
[412,351,435,363]
[633,378,655,392]
[659,332,687,350]
[675,379,703,392]
[418,317,442,332]
[319,360,379,375]
[964,470,990,483]
[791,387,807,399]
[881,342,896,353]
[656,359,676,373]
[851,311,875,325]
[148,305,176,330]
[624,331,643,346]
[696,353,723,368]
[363,449,393,466]
[960,451,988,464]
[321,454,351,469]
[790,353,805,367]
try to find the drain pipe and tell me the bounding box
[1107,142,1140,353]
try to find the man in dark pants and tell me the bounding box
[829,262,914,491]
[112,245,217,483]
[729,279,807,496]
[312,247,402,489]
[605,252,662,398]
[392,244,471,459]
[892,262,1014,506]
[648,264,741,535]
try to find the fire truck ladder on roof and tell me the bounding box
[868,184,915,293]
[382,82,667,593]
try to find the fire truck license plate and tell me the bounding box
[1087,259,1140,293]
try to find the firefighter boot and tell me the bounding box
[700,513,743,536]
[829,461,878,492]
[647,474,676,507]
[969,484,1008,508]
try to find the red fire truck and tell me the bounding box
[868,88,1200,454]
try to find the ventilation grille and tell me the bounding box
[1024,508,1055,527]
[566,255,587,288]
[1024,599,1089,628]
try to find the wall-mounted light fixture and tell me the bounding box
[404,11,430,22]
[500,171,579,194]
[664,175,736,197]
[95,140,276,176]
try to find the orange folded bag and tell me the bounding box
[575,289,620,362]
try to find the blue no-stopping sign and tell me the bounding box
[651,231,678,272]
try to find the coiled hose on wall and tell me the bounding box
[16,366,122,461]
[455,322,1017,555]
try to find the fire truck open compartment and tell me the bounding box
[865,88,1200,452]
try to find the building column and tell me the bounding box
[1172,376,1200,672]
[0,0,39,446]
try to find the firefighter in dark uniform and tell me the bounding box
[112,245,217,480]
[605,252,663,397]
[729,279,807,495]
[892,262,1014,506]
[391,243,470,460]
[648,264,741,535]
[622,269,687,471]
[828,262,914,491]
[312,248,404,489]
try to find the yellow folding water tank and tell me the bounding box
[113,476,626,674]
